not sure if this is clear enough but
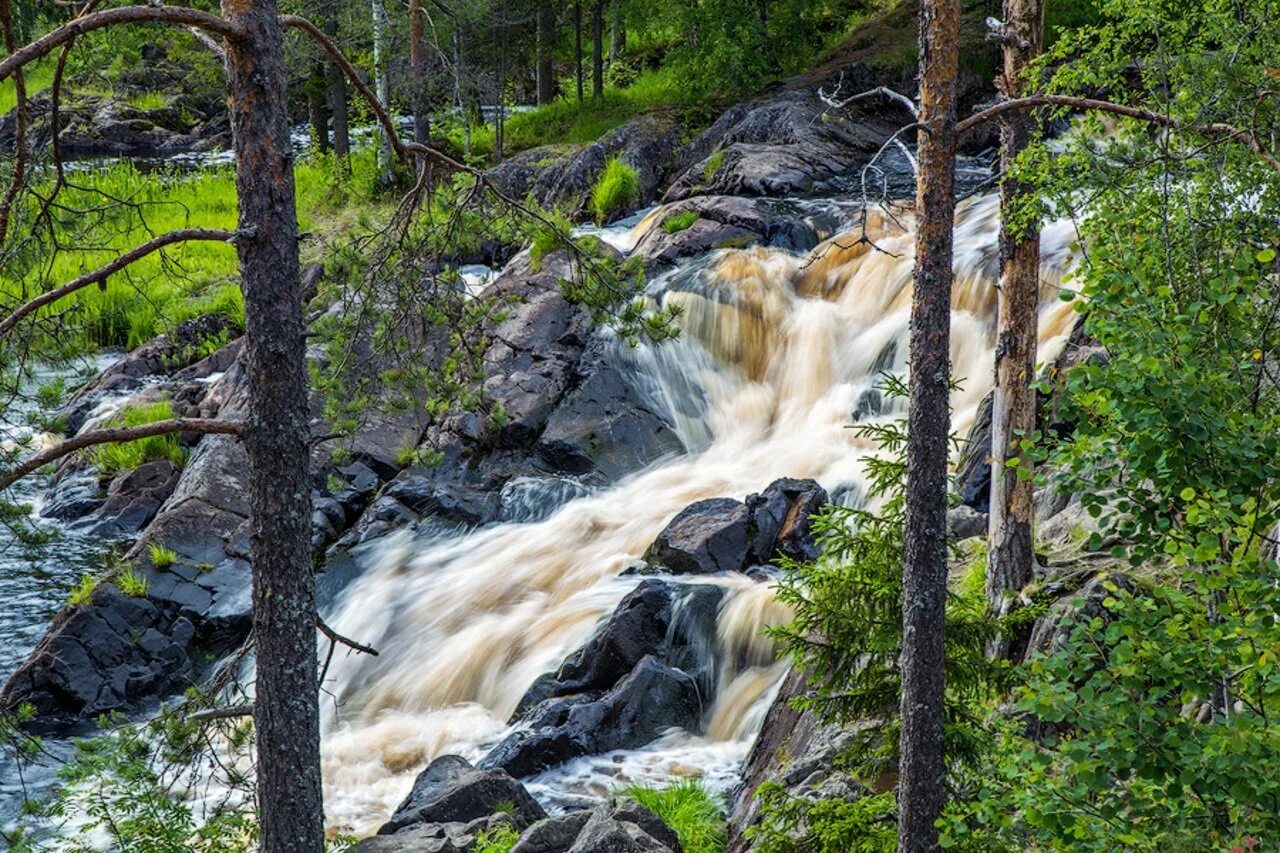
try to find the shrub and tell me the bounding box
[750,785,896,853]
[148,543,178,570]
[93,400,187,476]
[661,210,698,234]
[590,158,639,224]
[115,568,149,598]
[620,780,726,853]
[68,573,98,607]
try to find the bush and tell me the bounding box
[661,210,698,234]
[619,780,726,853]
[750,785,896,853]
[93,401,187,476]
[590,158,640,224]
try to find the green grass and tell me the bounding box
[591,158,640,224]
[115,568,149,598]
[472,825,518,853]
[702,147,726,183]
[148,543,178,570]
[68,573,98,607]
[662,210,698,234]
[126,92,169,111]
[1,148,387,351]
[0,58,56,116]
[92,400,187,476]
[620,780,727,853]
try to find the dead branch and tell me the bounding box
[818,72,918,118]
[317,616,379,657]
[0,6,246,83]
[187,703,254,722]
[958,94,1280,176]
[0,418,241,490]
[0,228,236,337]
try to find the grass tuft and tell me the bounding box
[115,568,149,598]
[68,573,98,607]
[591,158,639,224]
[148,543,178,570]
[662,210,698,234]
[472,825,519,853]
[620,780,727,853]
[93,400,187,476]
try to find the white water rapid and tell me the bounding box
[318,193,1081,835]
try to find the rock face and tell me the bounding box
[487,115,680,221]
[632,196,821,268]
[0,91,228,157]
[663,86,901,202]
[513,800,683,853]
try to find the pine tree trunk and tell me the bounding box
[609,0,624,64]
[409,0,430,146]
[307,61,330,154]
[536,0,555,105]
[986,0,1043,646]
[370,0,393,175]
[574,1,584,103]
[899,0,959,849]
[592,1,604,97]
[221,1,321,851]
[323,2,349,161]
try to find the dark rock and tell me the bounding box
[644,498,751,576]
[745,478,827,563]
[378,756,546,836]
[633,196,821,267]
[38,474,105,522]
[955,392,993,512]
[947,505,988,542]
[69,460,181,539]
[512,800,681,853]
[511,811,592,853]
[480,656,702,778]
[359,814,518,852]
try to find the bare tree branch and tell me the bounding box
[187,703,254,722]
[317,616,379,657]
[0,418,241,490]
[0,6,246,83]
[0,228,236,337]
[958,94,1280,175]
[818,72,918,118]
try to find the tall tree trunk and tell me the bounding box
[221,1,320,851]
[574,0,584,103]
[609,0,625,63]
[323,1,349,162]
[591,0,604,97]
[986,0,1044,651]
[408,0,430,146]
[536,0,555,105]
[496,21,507,161]
[899,0,959,850]
[307,61,330,154]
[370,0,393,176]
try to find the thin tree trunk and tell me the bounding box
[323,1,349,162]
[899,0,959,850]
[497,21,507,161]
[609,0,624,63]
[591,0,604,97]
[221,1,320,851]
[536,0,555,105]
[574,1,584,103]
[307,61,330,153]
[408,0,430,146]
[986,0,1043,656]
[371,0,393,177]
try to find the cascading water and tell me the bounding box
[317,191,1082,835]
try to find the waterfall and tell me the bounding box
[317,194,1081,834]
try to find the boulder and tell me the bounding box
[513,801,681,853]
[378,755,546,836]
[359,814,518,852]
[68,460,181,539]
[633,196,821,268]
[947,505,988,542]
[954,392,993,512]
[479,656,702,778]
[644,498,752,576]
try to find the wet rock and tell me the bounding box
[955,392,994,512]
[644,498,752,576]
[69,460,181,539]
[947,505,987,542]
[513,800,681,853]
[360,814,518,852]
[480,656,702,778]
[664,88,900,202]
[378,755,546,836]
[511,579,723,719]
[633,196,821,267]
[38,474,105,522]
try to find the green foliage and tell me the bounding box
[771,377,1008,778]
[702,148,726,183]
[126,91,169,111]
[148,543,178,571]
[93,400,187,476]
[67,573,98,607]
[472,824,519,853]
[115,568,149,598]
[590,158,640,224]
[749,784,896,853]
[661,210,698,234]
[620,780,727,853]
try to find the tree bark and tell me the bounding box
[609,0,624,63]
[221,1,322,850]
[322,1,349,160]
[899,0,959,850]
[408,0,430,146]
[591,0,604,97]
[370,0,393,176]
[536,0,555,105]
[986,0,1043,652]
[307,60,330,154]
[574,0,584,103]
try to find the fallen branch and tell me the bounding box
[0,418,241,491]
[317,616,379,657]
[818,73,918,118]
[0,6,246,83]
[958,94,1280,176]
[0,228,237,337]
[188,703,253,723]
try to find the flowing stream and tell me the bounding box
[318,192,1082,834]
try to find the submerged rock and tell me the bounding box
[644,498,752,576]
[633,196,821,268]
